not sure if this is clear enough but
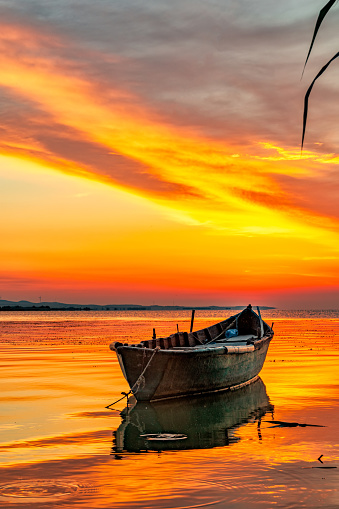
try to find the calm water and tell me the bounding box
[1,310,339,508]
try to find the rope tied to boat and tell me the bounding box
[105,347,160,409]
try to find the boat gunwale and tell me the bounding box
[112,332,273,356]
[110,306,274,354]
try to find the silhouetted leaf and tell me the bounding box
[302,0,338,76]
[301,51,339,150]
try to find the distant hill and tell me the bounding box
[0,300,275,311]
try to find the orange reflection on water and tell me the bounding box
[0,311,339,508]
[262,318,339,404]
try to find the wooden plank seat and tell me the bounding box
[216,334,257,343]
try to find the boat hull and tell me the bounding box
[115,335,272,401]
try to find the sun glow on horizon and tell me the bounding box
[1,11,339,307]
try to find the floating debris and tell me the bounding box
[140,433,188,441]
[266,420,325,428]
[313,455,337,468]
[312,466,337,469]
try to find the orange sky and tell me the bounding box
[1,1,339,308]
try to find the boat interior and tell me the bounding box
[134,306,271,350]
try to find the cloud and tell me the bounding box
[0,3,339,240]
[0,0,327,150]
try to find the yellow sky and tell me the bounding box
[1,4,339,307]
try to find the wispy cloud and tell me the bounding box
[0,18,338,239]
[1,1,339,305]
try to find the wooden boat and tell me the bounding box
[110,304,274,402]
[113,377,273,452]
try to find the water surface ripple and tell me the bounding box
[1,310,339,508]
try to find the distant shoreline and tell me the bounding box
[0,301,275,312]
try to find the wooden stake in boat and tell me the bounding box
[152,328,156,339]
[190,309,195,333]
[176,324,179,333]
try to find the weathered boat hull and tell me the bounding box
[116,335,272,401]
[111,305,274,401]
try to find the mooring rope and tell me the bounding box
[105,347,159,409]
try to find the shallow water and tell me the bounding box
[1,310,339,508]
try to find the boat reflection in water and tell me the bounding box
[113,377,273,453]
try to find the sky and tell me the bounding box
[1,0,339,308]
